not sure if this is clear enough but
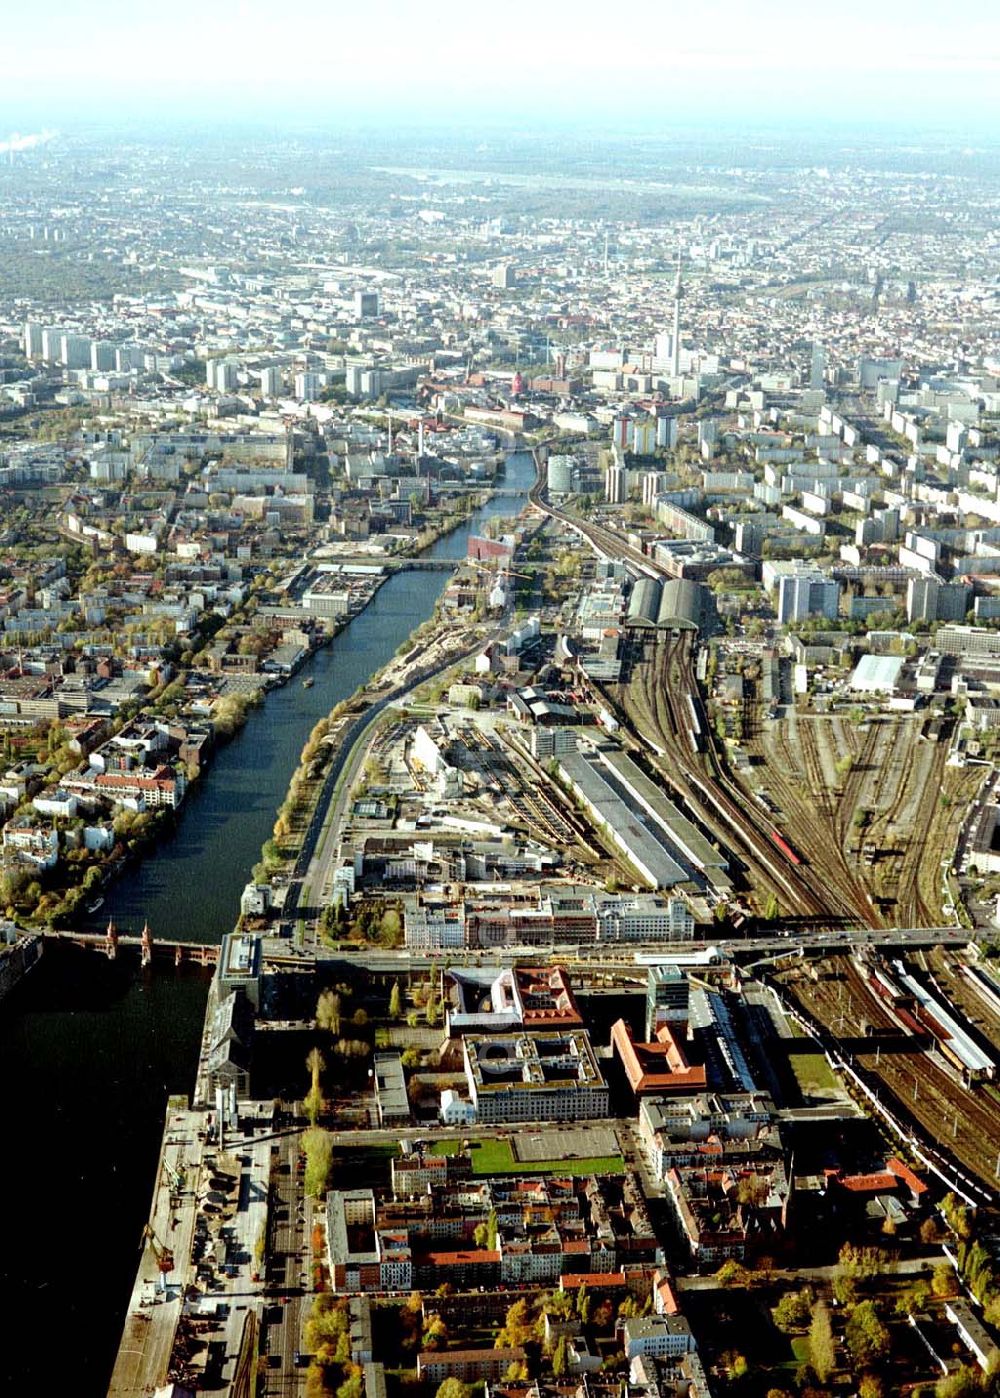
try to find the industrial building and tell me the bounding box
[557,747,687,888]
[848,654,905,693]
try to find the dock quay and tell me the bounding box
[108,933,303,1396]
[106,1099,207,1397]
[107,1081,282,1396]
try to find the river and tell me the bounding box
[0,449,535,1395]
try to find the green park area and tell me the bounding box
[433,1136,624,1177]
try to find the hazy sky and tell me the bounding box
[2,0,998,129]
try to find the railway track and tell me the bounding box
[795,719,879,924]
[835,718,887,844]
[740,710,876,924]
[610,636,815,914]
[782,954,1000,1187]
[646,635,857,921]
[893,744,951,927]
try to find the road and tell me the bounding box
[259,1127,310,1396]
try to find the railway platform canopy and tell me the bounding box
[624,576,706,633]
[656,578,703,631]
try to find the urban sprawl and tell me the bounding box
[2,130,1000,1398]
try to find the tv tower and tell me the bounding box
[671,249,683,379]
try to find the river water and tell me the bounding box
[0,450,534,1395]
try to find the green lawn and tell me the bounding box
[433,1136,623,1176]
[791,1336,811,1365]
[787,1048,838,1094]
[430,1138,462,1157]
[787,1024,839,1093]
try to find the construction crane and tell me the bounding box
[141,1223,175,1287]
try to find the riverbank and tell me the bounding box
[58,576,393,930]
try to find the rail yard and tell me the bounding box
[606,632,859,920]
[746,708,986,927]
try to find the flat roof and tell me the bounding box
[559,750,686,889]
[849,654,905,692]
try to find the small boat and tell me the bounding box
[87,897,104,914]
[302,676,315,689]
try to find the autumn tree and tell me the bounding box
[496,1299,536,1349]
[773,1289,812,1332]
[317,990,342,1034]
[552,1337,568,1377]
[435,1381,471,1398]
[303,1128,334,1197]
[845,1300,890,1366]
[809,1300,835,1383]
[304,1047,325,1125]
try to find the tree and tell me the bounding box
[316,991,342,1033]
[473,1210,498,1250]
[838,1243,883,1281]
[497,1299,536,1349]
[845,1300,890,1366]
[773,1289,812,1332]
[895,1280,930,1317]
[932,1262,957,1298]
[338,1375,364,1398]
[422,1315,448,1351]
[543,1291,574,1320]
[305,1294,349,1352]
[552,1337,568,1377]
[935,1367,984,1398]
[303,1128,334,1197]
[389,980,403,1018]
[435,1381,471,1398]
[304,1047,325,1125]
[809,1300,835,1383]
[859,1376,884,1398]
